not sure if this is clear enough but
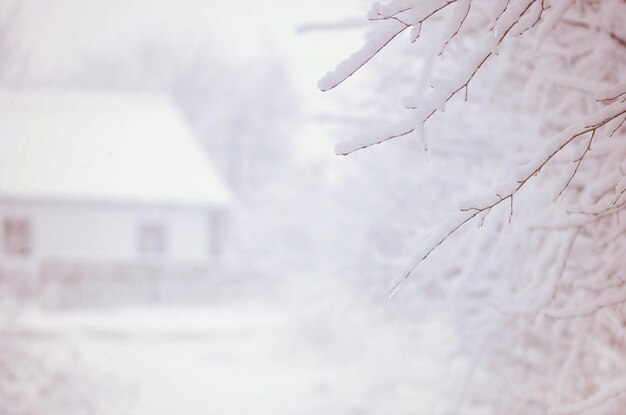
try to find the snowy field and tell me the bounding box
[11,290,460,415]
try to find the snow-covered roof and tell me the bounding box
[0,90,232,208]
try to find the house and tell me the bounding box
[0,90,233,305]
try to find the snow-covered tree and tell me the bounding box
[320,1,626,414]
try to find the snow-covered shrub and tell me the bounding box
[0,332,131,415]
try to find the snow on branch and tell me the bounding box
[545,285,626,319]
[389,98,626,295]
[320,0,626,412]
[321,0,540,155]
[318,19,410,92]
[549,374,626,415]
[595,83,626,102]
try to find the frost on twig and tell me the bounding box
[549,374,626,415]
[322,0,539,155]
[320,0,626,412]
[389,98,626,294]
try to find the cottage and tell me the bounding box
[0,90,232,304]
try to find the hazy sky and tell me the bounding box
[9,0,363,93]
[5,0,369,160]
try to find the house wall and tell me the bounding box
[0,200,221,272]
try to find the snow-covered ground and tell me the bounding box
[15,305,312,415]
[11,296,460,415]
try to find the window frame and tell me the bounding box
[137,222,167,256]
[3,218,31,257]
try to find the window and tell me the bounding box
[3,218,31,256]
[138,223,166,255]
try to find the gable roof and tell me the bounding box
[0,90,232,208]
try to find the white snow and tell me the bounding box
[318,20,409,92]
[0,90,232,207]
[12,301,460,415]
